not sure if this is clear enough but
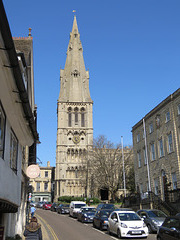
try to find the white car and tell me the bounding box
[69,201,86,218]
[108,210,148,239]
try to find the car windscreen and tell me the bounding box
[75,204,86,208]
[100,210,112,217]
[118,212,141,221]
[102,204,114,209]
[148,210,167,218]
[83,208,96,213]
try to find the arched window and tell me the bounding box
[81,108,85,127]
[74,107,78,125]
[68,107,72,127]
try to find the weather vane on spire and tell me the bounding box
[72,10,76,14]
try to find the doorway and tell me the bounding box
[100,188,108,200]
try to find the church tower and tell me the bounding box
[55,16,93,199]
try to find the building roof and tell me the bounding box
[132,88,180,131]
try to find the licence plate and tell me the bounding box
[131,231,141,234]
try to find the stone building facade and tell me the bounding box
[132,89,180,201]
[30,161,55,202]
[55,16,93,200]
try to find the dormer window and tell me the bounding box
[72,70,79,78]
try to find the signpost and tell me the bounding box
[26,164,40,179]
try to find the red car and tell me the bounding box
[42,202,52,210]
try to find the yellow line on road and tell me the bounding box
[36,213,59,240]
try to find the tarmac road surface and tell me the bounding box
[35,209,157,240]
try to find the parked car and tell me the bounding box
[69,201,86,218]
[50,203,58,212]
[36,201,44,208]
[157,215,180,240]
[57,204,70,214]
[137,209,167,233]
[42,202,52,210]
[176,213,180,217]
[30,201,38,207]
[96,203,115,211]
[77,206,96,223]
[93,209,114,230]
[108,210,148,239]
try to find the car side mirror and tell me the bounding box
[114,218,118,222]
[142,215,146,218]
[170,227,177,231]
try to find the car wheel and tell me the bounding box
[93,221,96,228]
[100,223,103,231]
[107,226,111,235]
[147,224,153,234]
[157,236,161,240]
[117,229,122,239]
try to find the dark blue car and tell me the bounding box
[93,209,113,230]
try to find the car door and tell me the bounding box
[94,211,100,228]
[162,217,180,240]
[111,212,119,234]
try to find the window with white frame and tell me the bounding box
[168,132,173,153]
[44,182,48,191]
[10,130,18,172]
[171,172,177,190]
[150,143,155,161]
[166,111,170,122]
[36,182,40,191]
[137,151,141,168]
[159,138,164,157]
[178,104,180,115]
[137,133,140,143]
[149,123,153,134]
[154,178,159,195]
[0,103,6,159]
[143,149,147,165]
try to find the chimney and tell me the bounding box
[47,161,50,167]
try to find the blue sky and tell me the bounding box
[3,0,180,167]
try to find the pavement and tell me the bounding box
[22,212,55,240]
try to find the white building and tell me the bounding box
[0,2,38,238]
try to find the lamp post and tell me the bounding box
[121,136,126,197]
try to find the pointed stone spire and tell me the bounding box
[59,16,92,103]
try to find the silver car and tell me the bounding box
[137,209,167,233]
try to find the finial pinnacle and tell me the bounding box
[28,28,32,37]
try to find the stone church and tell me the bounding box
[55,16,93,200]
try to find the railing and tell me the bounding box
[148,191,178,216]
[122,190,179,216]
[168,188,180,203]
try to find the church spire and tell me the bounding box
[59,16,92,103]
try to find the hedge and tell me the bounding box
[57,196,101,204]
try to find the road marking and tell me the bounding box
[36,213,59,240]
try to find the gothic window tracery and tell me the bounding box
[68,107,72,127]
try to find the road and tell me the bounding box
[36,209,157,240]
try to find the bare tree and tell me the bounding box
[87,135,134,200]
